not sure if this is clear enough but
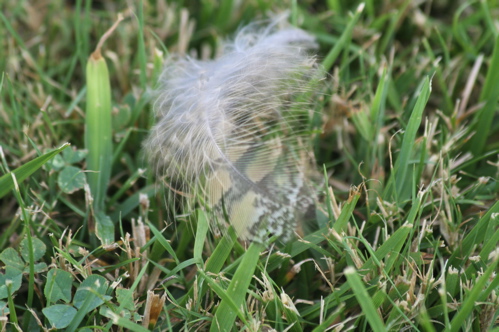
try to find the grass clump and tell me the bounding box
[1,0,498,331]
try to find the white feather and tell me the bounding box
[145,19,324,242]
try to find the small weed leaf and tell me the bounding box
[20,237,46,262]
[58,165,87,194]
[73,275,110,314]
[44,269,74,304]
[0,248,25,271]
[116,287,136,311]
[43,304,78,329]
[62,147,87,164]
[0,266,23,299]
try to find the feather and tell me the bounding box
[144,19,324,242]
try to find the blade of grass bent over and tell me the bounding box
[0,143,70,199]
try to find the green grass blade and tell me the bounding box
[100,307,151,332]
[332,188,361,233]
[84,15,123,245]
[469,35,499,156]
[448,200,499,270]
[211,241,265,331]
[9,174,35,320]
[0,143,69,199]
[449,257,499,332]
[147,221,180,265]
[376,0,411,55]
[370,67,389,142]
[322,3,364,72]
[177,225,237,308]
[85,52,113,211]
[344,266,386,331]
[194,209,210,265]
[422,38,453,113]
[215,0,234,31]
[386,76,431,202]
[136,0,147,89]
[109,185,156,221]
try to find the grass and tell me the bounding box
[1,0,499,331]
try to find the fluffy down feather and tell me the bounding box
[145,19,324,242]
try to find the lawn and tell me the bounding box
[1,0,498,331]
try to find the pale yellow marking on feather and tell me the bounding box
[245,138,282,182]
[226,144,251,162]
[204,168,232,206]
[230,191,258,239]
